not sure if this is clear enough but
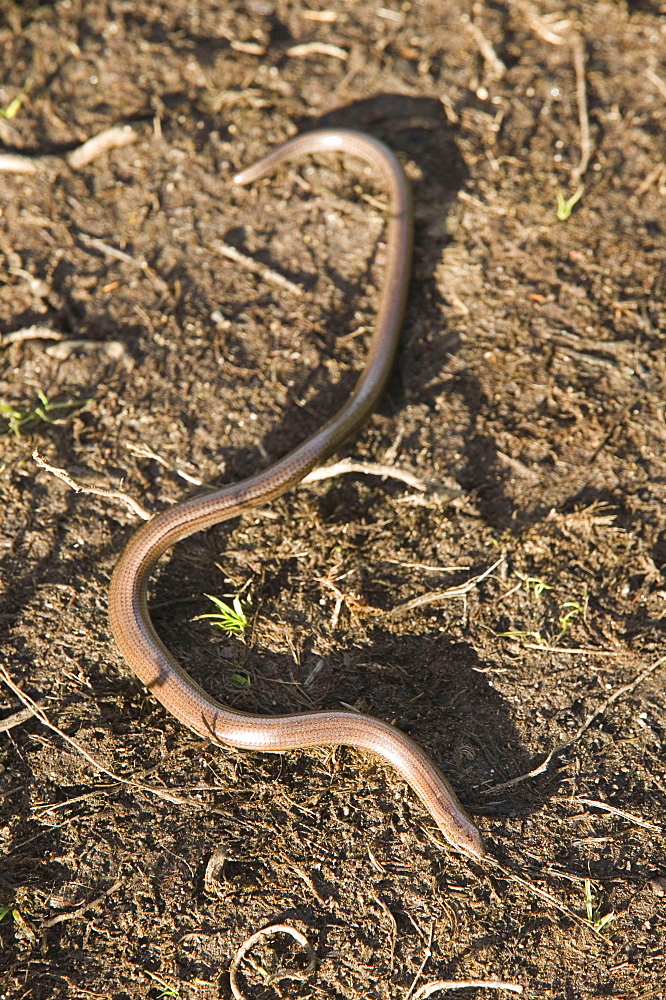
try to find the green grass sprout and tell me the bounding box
[0,78,32,120]
[231,671,252,687]
[0,905,37,943]
[0,389,90,436]
[194,594,248,635]
[516,573,553,599]
[556,601,584,643]
[584,879,616,933]
[496,628,545,645]
[556,184,585,220]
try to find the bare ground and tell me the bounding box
[1,1,666,998]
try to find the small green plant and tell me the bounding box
[584,879,616,933]
[194,594,248,635]
[556,601,584,642]
[0,390,89,436]
[516,573,553,600]
[496,628,545,645]
[231,671,252,687]
[556,184,585,220]
[145,971,180,998]
[0,905,37,943]
[0,78,32,120]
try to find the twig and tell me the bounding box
[33,450,153,521]
[280,853,327,907]
[229,40,266,56]
[390,556,504,615]
[520,644,620,656]
[285,42,348,60]
[404,922,434,1000]
[303,457,428,492]
[0,326,64,346]
[634,162,666,199]
[229,924,316,1000]
[42,880,122,928]
[45,339,126,361]
[0,665,189,807]
[413,982,522,1000]
[646,67,666,101]
[512,5,590,184]
[0,124,138,174]
[567,653,666,739]
[66,124,137,169]
[483,654,666,794]
[465,19,506,82]
[574,797,662,834]
[302,9,338,22]
[458,190,508,216]
[125,441,204,485]
[77,231,146,267]
[0,153,37,173]
[213,241,304,298]
[514,2,570,45]
[486,856,607,938]
[31,784,121,819]
[570,33,591,184]
[34,448,427,524]
[384,560,470,573]
[0,705,40,733]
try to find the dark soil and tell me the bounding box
[1,1,666,998]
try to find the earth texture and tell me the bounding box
[1,1,666,998]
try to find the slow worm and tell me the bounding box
[108,129,485,859]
